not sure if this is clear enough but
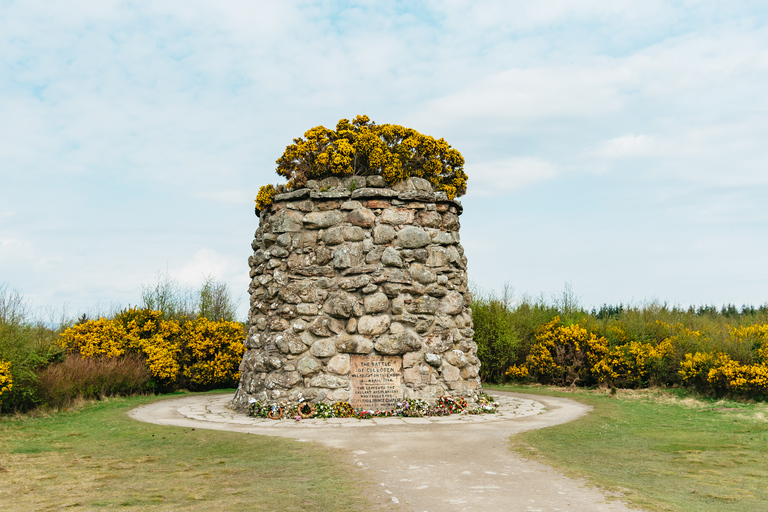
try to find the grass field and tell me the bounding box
[0,391,379,512]
[490,385,768,512]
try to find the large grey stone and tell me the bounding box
[357,315,391,336]
[430,231,453,245]
[270,317,290,331]
[326,353,350,375]
[309,374,350,389]
[335,334,374,354]
[265,371,302,389]
[443,349,469,368]
[297,355,322,375]
[269,246,289,258]
[411,177,433,192]
[323,291,357,318]
[310,337,337,357]
[308,316,334,336]
[374,329,422,355]
[342,226,365,241]
[280,281,317,304]
[396,226,431,248]
[439,291,465,315]
[271,210,304,233]
[274,333,307,355]
[381,208,415,225]
[423,331,453,353]
[410,295,439,314]
[339,274,370,290]
[303,210,343,229]
[403,351,423,368]
[409,263,436,284]
[441,362,460,382]
[296,303,318,316]
[346,208,375,228]
[332,243,363,269]
[418,211,442,228]
[461,365,479,379]
[425,352,442,368]
[363,292,389,314]
[442,212,460,231]
[391,178,415,192]
[446,245,461,263]
[323,227,345,245]
[373,224,396,245]
[426,246,450,267]
[381,246,403,267]
[276,233,292,247]
[341,200,363,210]
[365,175,386,187]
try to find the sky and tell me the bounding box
[2,0,767,322]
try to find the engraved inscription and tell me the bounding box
[349,355,402,411]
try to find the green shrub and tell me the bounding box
[471,288,522,383]
[0,321,64,412]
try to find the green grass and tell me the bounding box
[0,391,379,511]
[489,384,768,512]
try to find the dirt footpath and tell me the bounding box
[129,391,643,512]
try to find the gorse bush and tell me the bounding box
[0,359,12,402]
[256,115,467,210]
[180,317,244,388]
[478,290,768,400]
[1,275,245,413]
[59,308,245,391]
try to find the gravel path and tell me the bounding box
[129,391,643,512]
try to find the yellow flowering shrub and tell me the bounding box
[707,353,768,397]
[679,351,718,389]
[730,323,768,362]
[114,308,182,382]
[0,360,12,402]
[506,317,608,386]
[593,338,675,387]
[59,318,130,358]
[270,115,467,200]
[180,317,245,388]
[255,183,276,211]
[59,309,245,390]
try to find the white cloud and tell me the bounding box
[591,134,661,160]
[2,1,768,316]
[170,248,244,287]
[467,157,558,196]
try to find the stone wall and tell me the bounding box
[232,175,480,411]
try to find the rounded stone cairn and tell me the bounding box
[231,174,481,412]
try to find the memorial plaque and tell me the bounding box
[349,355,402,411]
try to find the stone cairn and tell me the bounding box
[232,175,480,412]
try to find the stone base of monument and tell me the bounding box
[233,176,481,412]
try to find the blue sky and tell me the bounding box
[2,1,767,320]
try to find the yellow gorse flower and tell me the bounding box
[263,115,467,202]
[58,308,245,388]
[0,360,12,401]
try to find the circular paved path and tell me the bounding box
[129,391,643,512]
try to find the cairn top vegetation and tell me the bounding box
[256,115,467,210]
